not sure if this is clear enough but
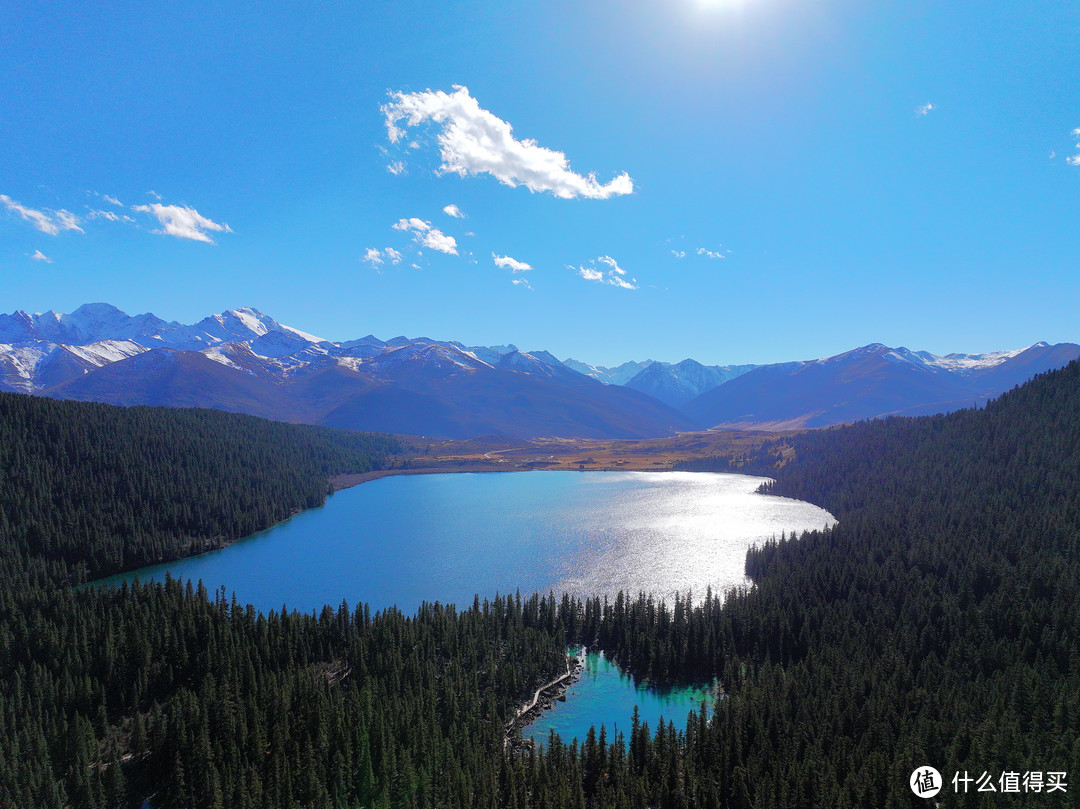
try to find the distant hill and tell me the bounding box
[683,341,1080,429]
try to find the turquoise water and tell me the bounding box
[522,648,716,748]
[96,470,834,616]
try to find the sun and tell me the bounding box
[694,0,749,9]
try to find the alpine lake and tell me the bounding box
[98,470,834,746]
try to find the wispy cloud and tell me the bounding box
[1,194,84,235]
[131,202,233,243]
[671,250,686,259]
[492,253,532,272]
[596,255,626,275]
[382,85,634,200]
[916,102,934,116]
[392,217,458,255]
[443,203,466,218]
[573,255,637,289]
[512,278,532,289]
[103,194,123,207]
[31,249,52,263]
[87,208,135,223]
[697,247,726,259]
[1068,127,1080,166]
[363,247,406,268]
[387,161,407,175]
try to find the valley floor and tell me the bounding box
[329,429,794,492]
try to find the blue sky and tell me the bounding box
[1,0,1077,366]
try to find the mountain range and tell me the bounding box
[2,303,1077,438]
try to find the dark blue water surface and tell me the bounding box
[97,471,833,616]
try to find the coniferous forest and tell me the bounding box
[2,361,1080,807]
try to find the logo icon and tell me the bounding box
[911,766,942,798]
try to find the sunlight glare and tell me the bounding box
[695,0,749,9]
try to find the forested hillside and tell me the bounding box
[2,361,1080,807]
[0,392,402,584]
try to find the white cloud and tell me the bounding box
[443,204,466,218]
[382,85,634,199]
[363,247,405,268]
[387,161,406,175]
[512,278,532,289]
[573,255,638,289]
[1069,128,1080,166]
[492,253,532,272]
[87,208,137,223]
[392,217,458,255]
[31,249,52,263]
[392,217,426,232]
[671,250,686,259]
[697,247,725,259]
[1,194,84,235]
[597,255,626,274]
[132,202,232,243]
[103,194,123,207]
[916,103,934,116]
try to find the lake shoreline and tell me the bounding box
[94,470,834,617]
[507,648,588,749]
[329,464,511,492]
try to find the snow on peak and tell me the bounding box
[63,339,147,366]
[280,323,328,343]
[226,308,271,337]
[919,347,1030,373]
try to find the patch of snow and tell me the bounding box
[228,308,271,337]
[0,342,55,379]
[64,339,147,366]
[924,348,1026,373]
[336,356,367,373]
[280,323,328,343]
[201,346,245,371]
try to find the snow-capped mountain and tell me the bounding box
[3,304,1077,436]
[562,358,655,385]
[4,304,692,438]
[623,359,759,407]
[0,303,170,347]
